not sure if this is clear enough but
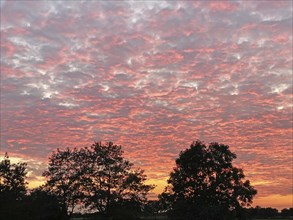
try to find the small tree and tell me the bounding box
[160,140,257,220]
[0,153,28,220]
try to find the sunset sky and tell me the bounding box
[1,0,292,210]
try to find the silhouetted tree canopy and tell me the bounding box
[2,145,292,220]
[22,187,63,220]
[43,142,154,219]
[43,147,87,219]
[248,206,279,219]
[0,153,27,220]
[0,152,27,197]
[281,207,293,217]
[159,140,257,220]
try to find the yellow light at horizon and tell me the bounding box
[147,179,293,210]
[253,194,293,210]
[28,179,45,189]
[146,179,168,195]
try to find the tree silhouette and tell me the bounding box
[43,147,89,219]
[83,142,155,218]
[159,140,257,220]
[43,142,154,219]
[252,206,278,218]
[281,208,293,217]
[0,153,28,220]
[22,187,63,220]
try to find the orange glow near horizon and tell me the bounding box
[25,175,293,210]
[253,194,293,211]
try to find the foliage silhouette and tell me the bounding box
[43,147,87,219]
[2,142,292,220]
[22,187,63,220]
[159,140,257,220]
[248,206,279,218]
[0,152,27,197]
[0,153,27,220]
[43,141,154,219]
[142,200,161,218]
[281,207,293,217]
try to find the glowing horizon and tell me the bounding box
[1,0,292,210]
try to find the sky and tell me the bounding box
[1,0,292,210]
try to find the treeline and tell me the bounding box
[0,142,154,220]
[242,206,293,219]
[0,140,292,220]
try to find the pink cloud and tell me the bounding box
[208,1,239,12]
